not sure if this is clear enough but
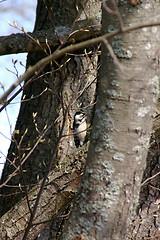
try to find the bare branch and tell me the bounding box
[1,18,160,105]
[0,19,100,56]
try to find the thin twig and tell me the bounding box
[111,0,124,30]
[103,0,124,31]
[16,129,33,215]
[0,123,53,188]
[102,37,124,72]
[141,171,160,186]
[0,151,19,171]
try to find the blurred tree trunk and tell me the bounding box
[0,0,101,219]
[61,1,160,240]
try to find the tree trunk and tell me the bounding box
[0,0,101,238]
[0,0,100,215]
[61,1,160,240]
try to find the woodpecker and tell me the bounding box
[73,111,87,148]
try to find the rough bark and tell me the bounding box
[61,1,160,240]
[0,153,85,240]
[0,0,100,237]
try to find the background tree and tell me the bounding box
[0,0,100,214]
[0,0,160,240]
[0,0,101,238]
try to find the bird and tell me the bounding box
[73,111,87,148]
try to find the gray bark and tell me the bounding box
[61,1,160,240]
